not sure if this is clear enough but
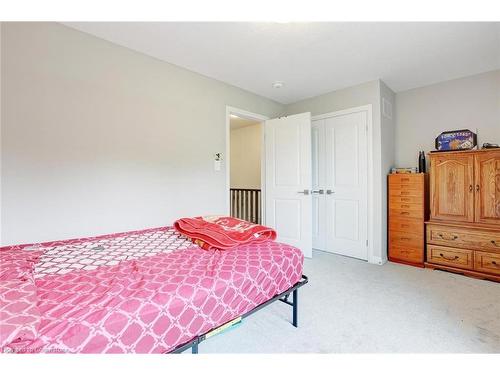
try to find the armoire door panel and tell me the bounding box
[474,152,500,225]
[430,154,474,223]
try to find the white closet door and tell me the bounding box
[325,111,368,260]
[265,112,312,258]
[312,120,326,251]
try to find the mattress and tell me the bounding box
[2,227,303,353]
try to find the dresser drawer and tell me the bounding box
[474,251,500,276]
[389,183,423,191]
[389,188,423,197]
[427,245,473,270]
[388,174,423,185]
[389,201,423,211]
[389,195,423,205]
[390,230,424,249]
[389,245,423,263]
[427,224,500,252]
[389,218,424,235]
[389,208,424,219]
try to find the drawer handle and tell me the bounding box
[491,240,500,247]
[401,178,410,182]
[469,184,473,192]
[492,261,499,267]
[401,204,410,208]
[439,253,459,261]
[401,198,410,202]
[400,224,410,228]
[401,191,410,195]
[400,237,411,241]
[400,211,410,215]
[438,234,458,240]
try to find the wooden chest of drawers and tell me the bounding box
[425,222,500,281]
[388,173,429,267]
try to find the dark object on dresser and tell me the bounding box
[388,173,429,267]
[425,149,500,282]
[482,142,499,149]
[418,151,426,173]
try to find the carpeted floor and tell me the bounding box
[195,250,500,353]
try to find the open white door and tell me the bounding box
[265,113,312,258]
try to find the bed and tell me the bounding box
[0,226,307,354]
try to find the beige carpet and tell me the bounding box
[194,250,500,353]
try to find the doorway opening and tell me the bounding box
[226,107,268,224]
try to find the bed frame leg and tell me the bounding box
[192,341,199,354]
[292,289,298,327]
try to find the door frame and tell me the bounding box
[311,104,374,263]
[225,106,269,221]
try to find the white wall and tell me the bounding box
[395,69,500,167]
[230,123,262,189]
[285,80,393,264]
[0,22,284,245]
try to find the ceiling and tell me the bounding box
[230,116,261,130]
[64,22,500,104]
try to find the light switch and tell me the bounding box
[214,160,221,171]
[214,152,223,171]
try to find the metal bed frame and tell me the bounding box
[169,274,309,353]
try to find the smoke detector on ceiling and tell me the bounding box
[272,81,285,89]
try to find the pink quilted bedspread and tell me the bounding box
[2,227,303,353]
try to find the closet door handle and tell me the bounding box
[476,184,480,192]
[312,190,324,194]
[326,189,334,195]
[469,185,473,192]
[298,189,310,195]
[491,240,500,247]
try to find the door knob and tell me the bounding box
[326,189,335,195]
[297,189,310,195]
[312,189,324,194]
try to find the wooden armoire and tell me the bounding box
[425,149,500,282]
